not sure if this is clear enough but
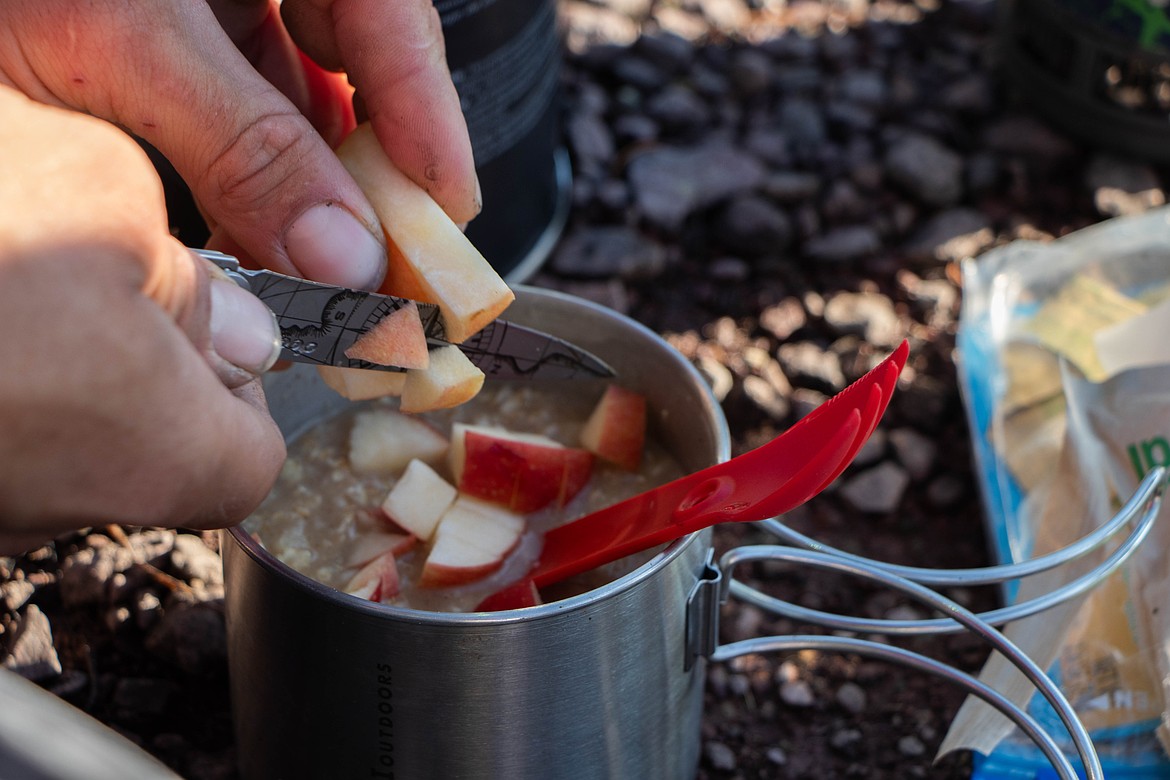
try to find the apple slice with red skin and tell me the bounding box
[381,459,458,542]
[344,302,429,370]
[580,385,647,471]
[348,409,449,474]
[419,496,525,588]
[474,578,542,611]
[448,424,594,513]
[343,551,402,602]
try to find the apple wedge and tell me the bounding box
[346,530,417,570]
[336,123,514,344]
[344,302,429,370]
[449,424,594,513]
[399,345,485,414]
[380,459,458,542]
[348,409,449,474]
[580,385,647,471]
[419,496,526,588]
[343,551,401,602]
[317,365,407,401]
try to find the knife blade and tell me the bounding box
[194,249,615,380]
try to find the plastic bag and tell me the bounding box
[950,208,1170,777]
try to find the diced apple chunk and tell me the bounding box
[419,496,525,588]
[318,365,407,401]
[380,459,458,542]
[449,423,593,513]
[344,302,429,370]
[336,123,514,344]
[348,409,448,474]
[343,552,401,602]
[579,385,647,471]
[399,345,485,414]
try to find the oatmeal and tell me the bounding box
[245,382,684,612]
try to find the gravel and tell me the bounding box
[4,0,1170,777]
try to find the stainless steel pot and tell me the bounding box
[222,286,731,780]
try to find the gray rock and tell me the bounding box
[836,69,888,108]
[779,678,815,707]
[715,195,792,255]
[898,735,928,757]
[704,741,738,772]
[902,207,993,263]
[778,98,828,147]
[612,113,658,145]
[777,342,846,393]
[852,428,888,468]
[610,55,667,91]
[803,225,882,263]
[822,291,902,348]
[885,134,964,207]
[627,143,766,231]
[766,747,788,765]
[889,428,939,481]
[730,49,773,96]
[4,604,61,681]
[836,681,867,714]
[839,461,911,513]
[743,128,792,166]
[762,171,821,203]
[708,256,751,281]
[645,84,708,130]
[566,111,615,169]
[551,225,667,279]
[633,32,694,74]
[170,535,223,585]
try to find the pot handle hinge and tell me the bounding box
[684,549,723,671]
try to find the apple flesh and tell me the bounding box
[419,496,525,588]
[344,302,429,370]
[343,551,401,602]
[380,459,458,542]
[579,385,647,471]
[336,123,514,344]
[346,529,417,570]
[449,424,594,513]
[348,409,448,474]
[317,365,407,401]
[399,345,485,414]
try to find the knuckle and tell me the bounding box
[200,110,317,215]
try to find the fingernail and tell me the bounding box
[285,203,385,290]
[210,279,282,375]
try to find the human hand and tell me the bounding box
[0,0,478,290]
[0,87,286,553]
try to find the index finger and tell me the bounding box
[282,0,481,225]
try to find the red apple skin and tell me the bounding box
[343,552,402,602]
[475,579,543,611]
[454,427,594,513]
[580,384,647,472]
[418,559,506,589]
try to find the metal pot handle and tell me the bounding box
[682,466,1167,780]
[686,547,1102,780]
[724,466,1164,636]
